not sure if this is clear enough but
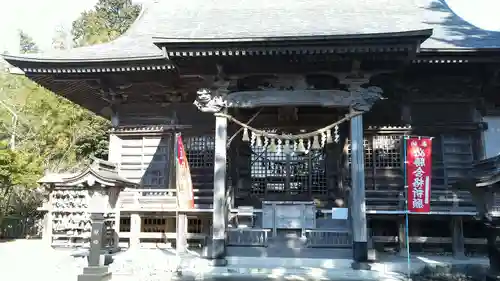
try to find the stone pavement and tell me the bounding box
[179,253,489,281]
[0,240,490,281]
[0,240,178,281]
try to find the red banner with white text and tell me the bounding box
[176,134,194,209]
[406,137,432,213]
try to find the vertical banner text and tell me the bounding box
[406,137,432,213]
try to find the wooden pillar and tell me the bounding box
[130,213,141,248]
[114,211,120,234]
[43,191,54,247]
[43,211,53,247]
[451,217,465,258]
[398,216,408,256]
[176,213,188,253]
[350,109,368,262]
[211,115,227,265]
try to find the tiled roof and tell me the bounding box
[3,0,500,63]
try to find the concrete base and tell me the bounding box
[201,238,226,266]
[487,274,500,281]
[206,258,228,267]
[353,241,368,262]
[352,261,373,270]
[180,253,490,281]
[77,266,112,281]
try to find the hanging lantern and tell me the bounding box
[312,135,321,150]
[242,128,250,142]
[256,134,262,147]
[334,125,340,143]
[268,138,277,152]
[326,129,333,144]
[297,139,306,153]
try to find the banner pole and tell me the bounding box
[174,133,180,258]
[403,136,411,280]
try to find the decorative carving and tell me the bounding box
[350,86,385,112]
[193,88,227,113]
[225,89,384,112]
[257,75,312,91]
[194,74,384,112]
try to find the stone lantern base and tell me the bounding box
[77,266,111,281]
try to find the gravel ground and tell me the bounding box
[1,240,495,281]
[412,265,490,281]
[0,240,180,281]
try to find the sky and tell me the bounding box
[0,0,145,54]
[0,0,499,55]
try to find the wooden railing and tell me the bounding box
[116,188,493,215]
[305,229,352,248]
[118,189,178,211]
[365,189,484,215]
[227,228,271,246]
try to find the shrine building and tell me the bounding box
[4,0,500,264]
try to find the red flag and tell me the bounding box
[176,134,194,209]
[406,137,432,213]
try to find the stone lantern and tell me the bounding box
[453,155,500,281]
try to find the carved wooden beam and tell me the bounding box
[192,71,386,113]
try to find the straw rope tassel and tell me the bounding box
[326,129,333,144]
[284,139,291,154]
[334,125,340,143]
[268,138,277,152]
[242,128,250,142]
[250,131,256,147]
[256,134,262,147]
[312,135,321,150]
[297,139,306,153]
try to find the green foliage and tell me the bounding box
[18,30,39,54]
[71,0,140,47]
[0,0,140,232]
[0,71,110,170]
[0,140,42,229]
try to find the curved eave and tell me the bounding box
[154,29,434,44]
[27,75,108,116]
[413,48,500,63]
[2,53,164,64]
[2,54,175,74]
[61,167,139,188]
[154,29,433,58]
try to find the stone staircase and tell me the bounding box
[190,166,214,209]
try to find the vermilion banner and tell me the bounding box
[176,134,194,209]
[406,137,432,213]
